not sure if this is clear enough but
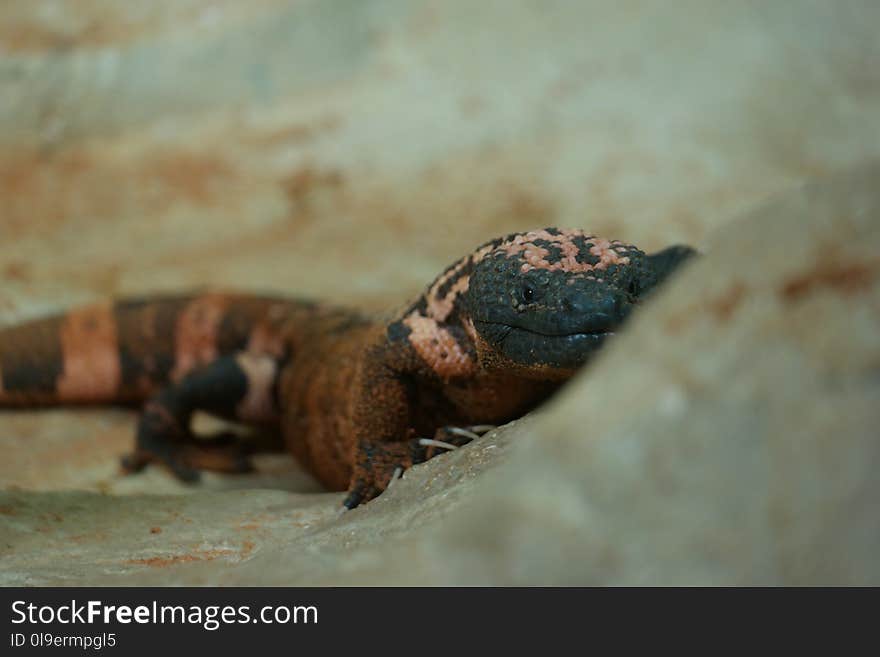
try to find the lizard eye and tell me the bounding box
[520,283,536,304]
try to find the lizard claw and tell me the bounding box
[341,425,496,509]
[342,486,367,510]
[465,424,497,435]
[342,440,426,509]
[342,468,400,509]
[433,423,497,446]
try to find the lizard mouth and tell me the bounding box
[474,320,614,369]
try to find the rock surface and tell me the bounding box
[1,1,879,585]
[3,167,878,585]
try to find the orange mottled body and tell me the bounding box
[0,228,696,507]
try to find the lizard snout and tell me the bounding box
[561,289,630,333]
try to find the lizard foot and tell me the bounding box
[342,439,429,509]
[342,426,495,509]
[121,403,253,482]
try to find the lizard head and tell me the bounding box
[461,228,686,375]
[391,227,695,382]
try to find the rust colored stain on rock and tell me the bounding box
[780,260,878,302]
[125,542,255,568]
[144,152,237,206]
[2,262,30,282]
[282,166,345,212]
[708,282,747,322]
[0,146,236,236]
[238,523,261,531]
[503,186,556,225]
[248,115,341,147]
[126,555,204,567]
[126,549,227,568]
[664,282,748,334]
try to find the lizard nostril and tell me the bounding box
[599,294,626,321]
[563,290,598,315]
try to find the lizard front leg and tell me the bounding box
[342,352,427,509]
[342,352,494,508]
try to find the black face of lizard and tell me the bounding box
[463,228,690,370]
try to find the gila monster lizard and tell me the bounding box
[0,228,694,508]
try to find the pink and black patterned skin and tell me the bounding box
[0,228,695,508]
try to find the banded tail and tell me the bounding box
[0,293,300,406]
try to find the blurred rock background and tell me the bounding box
[0,0,878,584]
